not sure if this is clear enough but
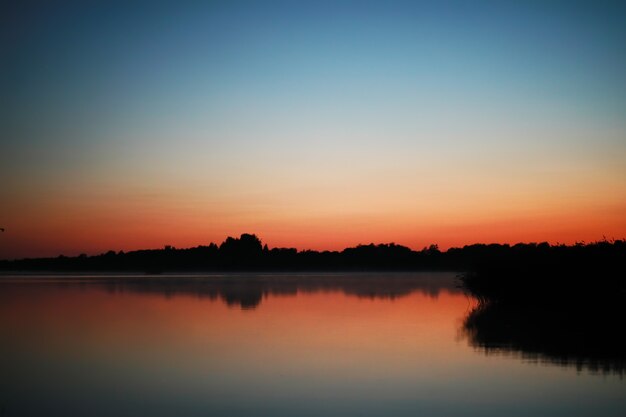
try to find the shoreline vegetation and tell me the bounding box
[1,233,625,274]
[458,238,626,375]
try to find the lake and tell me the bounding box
[0,272,624,416]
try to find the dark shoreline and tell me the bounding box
[2,233,624,274]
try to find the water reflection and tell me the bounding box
[0,272,460,309]
[462,300,626,376]
[1,273,625,417]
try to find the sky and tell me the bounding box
[1,0,626,258]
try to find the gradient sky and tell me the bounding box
[2,1,626,258]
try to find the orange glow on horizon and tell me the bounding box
[1,202,624,259]
[2,166,625,259]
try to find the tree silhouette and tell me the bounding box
[218,233,264,267]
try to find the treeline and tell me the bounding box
[461,238,626,303]
[0,233,625,273]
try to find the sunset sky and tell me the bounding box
[2,1,626,259]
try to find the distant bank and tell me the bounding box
[1,233,624,276]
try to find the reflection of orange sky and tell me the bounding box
[0,287,477,372]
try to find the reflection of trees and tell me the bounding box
[107,273,460,308]
[462,301,626,375]
[0,273,460,309]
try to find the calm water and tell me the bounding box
[0,273,624,417]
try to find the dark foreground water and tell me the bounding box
[0,273,624,417]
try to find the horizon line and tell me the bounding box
[2,233,624,262]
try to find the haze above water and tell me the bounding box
[0,273,624,417]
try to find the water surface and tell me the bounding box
[0,273,623,416]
